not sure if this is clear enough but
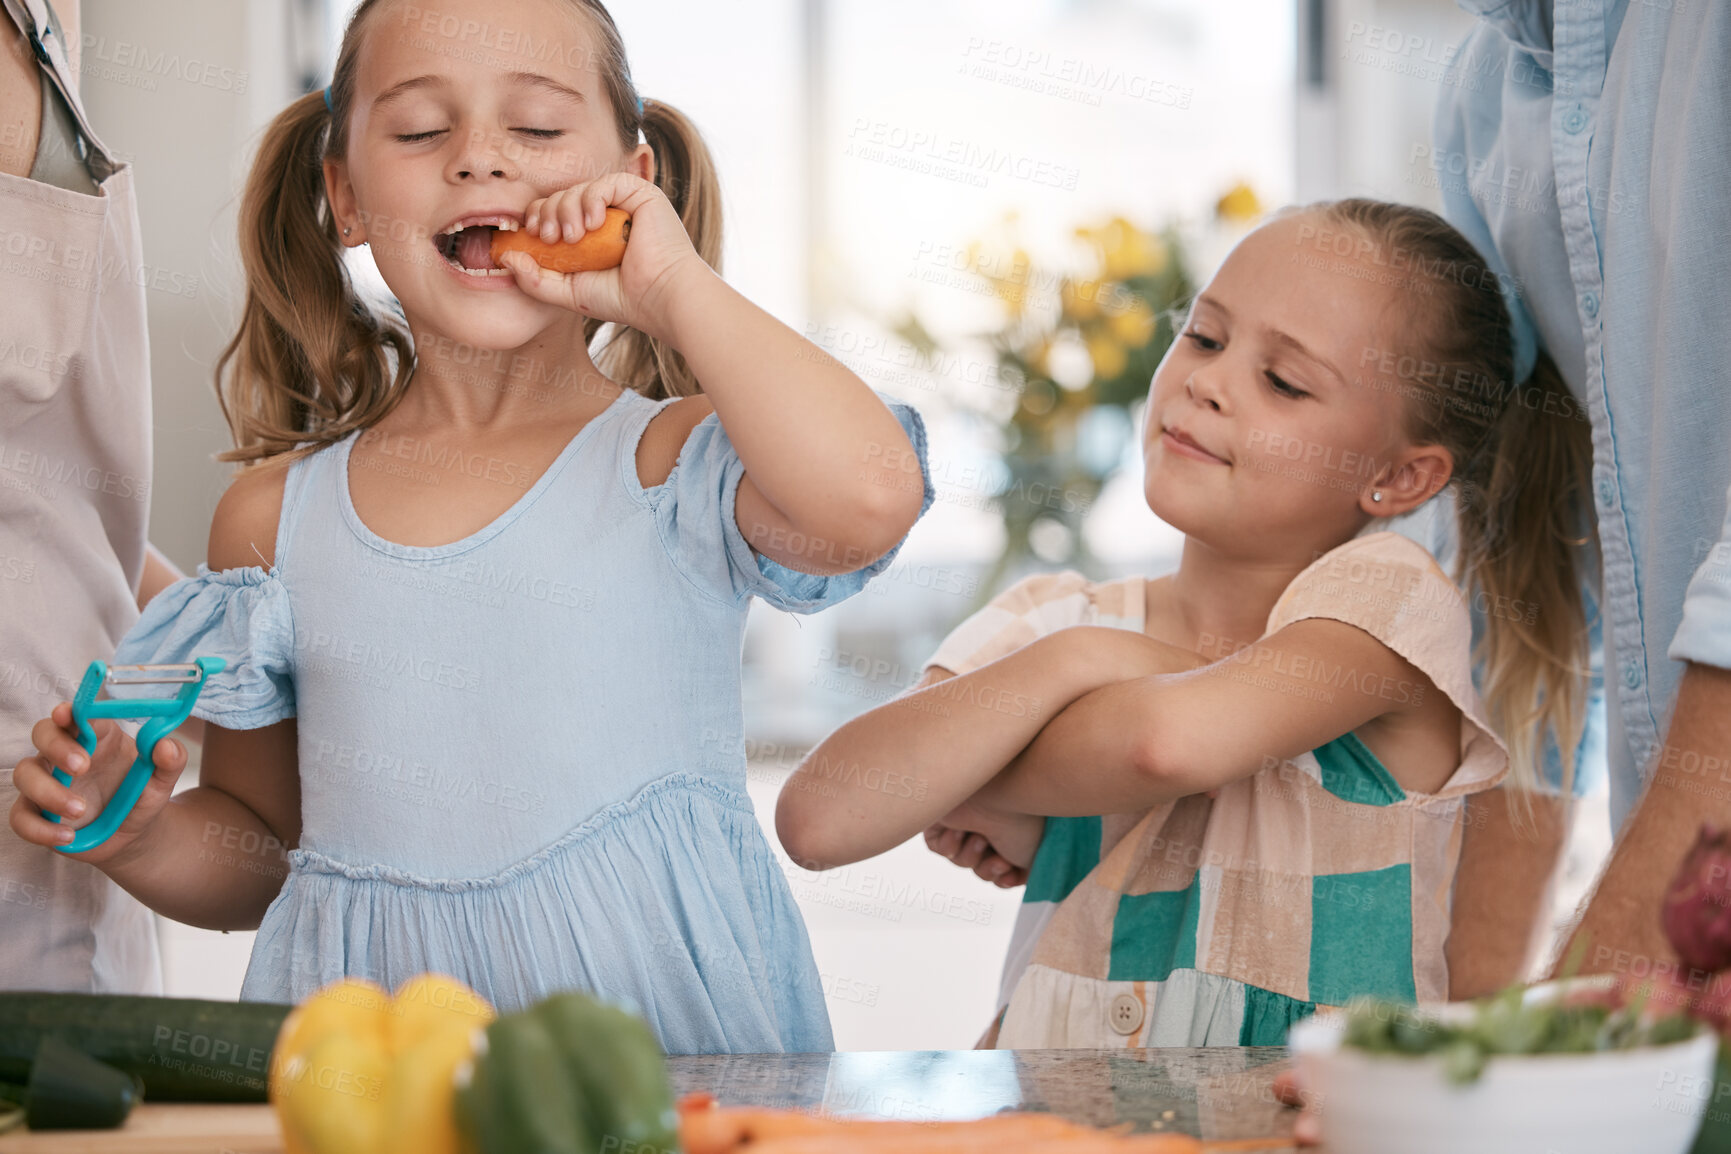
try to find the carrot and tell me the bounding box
[679,1105,839,1154]
[746,1133,1202,1154]
[674,1097,1204,1153]
[490,206,631,273]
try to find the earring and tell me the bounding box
[1371,490,1384,503]
[343,227,352,237]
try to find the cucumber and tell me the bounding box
[0,992,291,1102]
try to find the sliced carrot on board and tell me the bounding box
[674,1097,1204,1153]
[491,206,631,273]
[743,1129,1203,1154]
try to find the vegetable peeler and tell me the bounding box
[48,659,224,854]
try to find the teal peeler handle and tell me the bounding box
[48,657,225,854]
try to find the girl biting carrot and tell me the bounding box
[12,0,933,1053]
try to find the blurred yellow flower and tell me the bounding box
[968,238,1033,317]
[905,207,1196,580]
[1080,217,1167,281]
[1106,300,1157,346]
[1061,277,1102,322]
[1216,181,1263,224]
[1085,331,1127,380]
[1026,335,1053,377]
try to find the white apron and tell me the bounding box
[0,0,161,992]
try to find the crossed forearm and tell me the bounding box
[778,627,1198,868]
[779,634,1103,868]
[978,679,1176,817]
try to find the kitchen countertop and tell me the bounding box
[0,1047,1304,1152]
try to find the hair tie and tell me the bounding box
[637,94,646,115]
[323,87,334,113]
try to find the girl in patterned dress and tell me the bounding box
[778,199,1594,1047]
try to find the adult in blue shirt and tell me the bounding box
[1428,1,1731,990]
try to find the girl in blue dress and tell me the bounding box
[9,0,932,1054]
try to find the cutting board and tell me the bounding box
[0,1105,282,1153]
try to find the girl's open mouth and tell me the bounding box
[434,216,520,277]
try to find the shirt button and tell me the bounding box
[1563,106,1590,134]
[1597,477,1615,509]
[1108,992,1145,1036]
[1623,660,1643,691]
[1582,291,1600,319]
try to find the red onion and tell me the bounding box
[1662,824,1731,974]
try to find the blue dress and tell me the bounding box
[114,387,933,1053]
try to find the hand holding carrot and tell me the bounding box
[491,205,630,274]
[497,172,714,343]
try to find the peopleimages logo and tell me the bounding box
[0,338,76,380]
[846,119,1082,191]
[958,37,1193,109]
[0,223,201,299]
[0,442,150,502]
[1340,20,1573,96]
[79,35,249,93]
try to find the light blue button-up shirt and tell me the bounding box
[1431,0,1731,829]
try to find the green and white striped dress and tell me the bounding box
[924,532,1509,1048]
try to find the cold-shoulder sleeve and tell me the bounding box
[1264,531,1508,799]
[648,392,935,614]
[111,564,295,729]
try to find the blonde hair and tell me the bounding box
[215,0,723,466]
[1318,198,1595,797]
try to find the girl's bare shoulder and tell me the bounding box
[208,456,294,572]
[635,394,715,489]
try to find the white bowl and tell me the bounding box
[1289,994,1718,1154]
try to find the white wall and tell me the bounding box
[80,0,306,572]
[1293,0,1477,207]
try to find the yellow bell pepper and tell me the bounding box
[269,975,494,1154]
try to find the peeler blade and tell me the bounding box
[103,663,203,685]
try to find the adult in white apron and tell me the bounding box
[0,0,168,992]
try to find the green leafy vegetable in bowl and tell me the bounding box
[1340,986,1699,1084]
